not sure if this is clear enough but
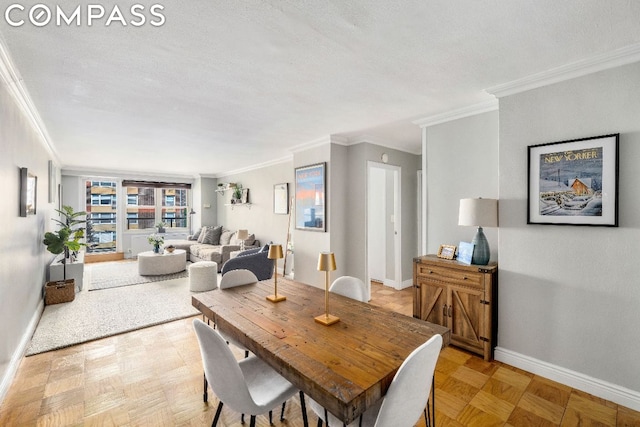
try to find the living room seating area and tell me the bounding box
[163,225,260,271]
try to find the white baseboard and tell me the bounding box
[494,347,640,412]
[382,278,413,290]
[0,300,44,404]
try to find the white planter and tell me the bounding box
[49,251,85,292]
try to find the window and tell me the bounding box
[122,181,191,230]
[85,179,118,253]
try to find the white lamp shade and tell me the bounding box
[236,229,249,241]
[458,198,498,227]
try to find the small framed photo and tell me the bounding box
[241,188,249,204]
[437,244,456,260]
[457,242,475,265]
[528,133,619,226]
[274,183,289,214]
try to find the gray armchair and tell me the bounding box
[221,245,274,281]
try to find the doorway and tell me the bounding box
[367,162,402,295]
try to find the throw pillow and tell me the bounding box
[235,233,255,246]
[196,226,209,244]
[219,229,234,245]
[189,227,203,241]
[210,225,223,245]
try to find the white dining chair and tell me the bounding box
[309,333,443,427]
[329,276,367,302]
[193,319,307,427]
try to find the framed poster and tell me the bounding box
[274,183,289,214]
[295,162,326,231]
[527,134,619,226]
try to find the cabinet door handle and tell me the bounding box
[462,276,468,280]
[448,305,452,317]
[442,303,447,318]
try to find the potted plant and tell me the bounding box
[232,184,243,204]
[148,233,165,253]
[42,205,87,304]
[155,221,166,233]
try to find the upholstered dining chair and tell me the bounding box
[193,319,307,427]
[329,276,368,302]
[309,333,443,427]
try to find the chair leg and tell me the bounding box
[241,413,245,424]
[317,417,323,427]
[249,415,256,427]
[280,402,286,421]
[269,410,273,425]
[203,374,208,402]
[299,391,309,427]
[212,401,223,427]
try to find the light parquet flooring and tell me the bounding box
[1,282,639,426]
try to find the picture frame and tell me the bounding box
[274,183,289,214]
[457,242,474,265]
[437,244,456,260]
[48,160,57,203]
[527,134,619,226]
[19,167,37,217]
[295,162,326,231]
[241,188,249,204]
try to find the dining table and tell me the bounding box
[192,277,450,425]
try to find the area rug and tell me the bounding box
[89,260,189,291]
[26,274,201,356]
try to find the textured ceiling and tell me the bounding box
[2,1,640,177]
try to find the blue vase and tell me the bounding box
[153,244,160,254]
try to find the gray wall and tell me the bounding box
[0,81,55,400]
[498,61,640,394]
[345,143,421,284]
[425,111,499,260]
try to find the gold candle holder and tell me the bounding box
[314,252,339,326]
[266,244,286,302]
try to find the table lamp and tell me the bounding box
[315,252,339,326]
[458,198,498,265]
[266,244,286,302]
[188,208,196,235]
[236,229,249,251]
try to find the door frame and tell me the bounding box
[366,161,402,292]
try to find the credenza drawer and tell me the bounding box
[416,264,482,287]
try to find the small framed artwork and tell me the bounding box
[528,134,619,226]
[295,162,326,231]
[437,244,456,260]
[241,188,249,204]
[19,167,37,217]
[457,242,475,265]
[274,183,289,214]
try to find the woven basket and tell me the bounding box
[45,279,75,305]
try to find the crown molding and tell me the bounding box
[486,43,640,98]
[288,135,349,153]
[213,154,293,178]
[346,135,422,155]
[413,99,499,128]
[0,39,60,164]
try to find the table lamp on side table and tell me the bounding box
[236,229,249,251]
[458,198,498,265]
[315,252,339,326]
[266,244,286,302]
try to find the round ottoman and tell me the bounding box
[189,261,218,292]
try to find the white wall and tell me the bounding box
[497,61,640,406]
[216,160,293,249]
[425,111,499,260]
[0,80,55,400]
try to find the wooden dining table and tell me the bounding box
[192,277,450,425]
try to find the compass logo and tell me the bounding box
[4,3,166,27]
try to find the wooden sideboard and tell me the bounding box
[413,255,498,360]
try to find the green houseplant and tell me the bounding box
[43,205,87,280]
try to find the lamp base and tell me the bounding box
[471,226,491,265]
[314,313,340,326]
[266,295,286,302]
